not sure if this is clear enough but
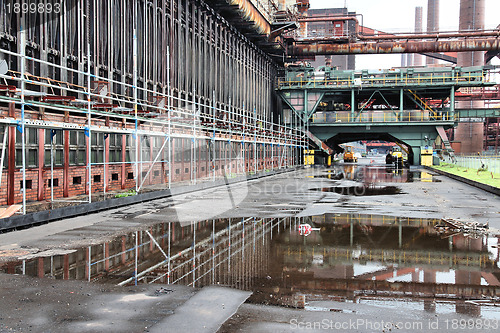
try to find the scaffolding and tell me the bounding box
[0,0,307,215]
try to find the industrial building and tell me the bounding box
[0,0,499,217]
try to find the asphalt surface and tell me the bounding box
[0,159,498,332]
[1,160,499,262]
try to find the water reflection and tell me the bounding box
[317,165,441,183]
[260,214,500,318]
[1,214,498,318]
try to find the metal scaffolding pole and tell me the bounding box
[20,25,26,214]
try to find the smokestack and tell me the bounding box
[455,0,486,154]
[458,0,485,66]
[296,0,310,37]
[413,6,423,66]
[426,0,439,65]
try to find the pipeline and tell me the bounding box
[288,37,500,56]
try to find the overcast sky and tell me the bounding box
[309,0,500,69]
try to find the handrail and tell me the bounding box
[311,110,457,124]
[278,72,487,88]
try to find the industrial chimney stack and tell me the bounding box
[426,0,439,66]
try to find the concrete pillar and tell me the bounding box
[426,0,439,66]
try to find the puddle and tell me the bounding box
[314,166,441,183]
[2,214,498,318]
[310,185,402,195]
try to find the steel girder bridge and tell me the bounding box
[277,65,500,164]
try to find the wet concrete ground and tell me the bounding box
[0,157,499,332]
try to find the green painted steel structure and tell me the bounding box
[278,65,500,164]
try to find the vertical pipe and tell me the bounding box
[167,48,172,189]
[20,24,26,214]
[167,222,171,284]
[212,219,215,284]
[103,135,107,197]
[399,88,404,120]
[133,1,139,193]
[50,131,54,203]
[135,230,138,286]
[192,222,196,286]
[87,43,92,203]
[88,246,91,282]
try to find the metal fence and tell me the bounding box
[443,155,500,175]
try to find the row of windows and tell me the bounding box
[2,126,278,168]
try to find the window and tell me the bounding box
[73,176,82,185]
[127,172,134,179]
[200,141,207,161]
[20,179,32,189]
[141,135,151,162]
[44,129,64,167]
[154,170,159,177]
[69,131,86,166]
[16,127,38,168]
[151,136,165,163]
[48,178,59,187]
[183,138,191,162]
[112,173,119,181]
[109,134,122,163]
[93,175,101,183]
[174,138,182,163]
[125,135,133,163]
[91,132,104,164]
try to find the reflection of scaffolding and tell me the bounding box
[1,217,292,291]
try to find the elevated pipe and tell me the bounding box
[288,37,500,56]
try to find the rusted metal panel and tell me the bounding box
[288,37,500,56]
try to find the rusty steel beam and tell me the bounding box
[358,29,500,41]
[288,37,500,56]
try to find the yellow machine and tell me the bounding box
[343,146,358,163]
[421,147,433,166]
[392,147,404,168]
[304,149,315,166]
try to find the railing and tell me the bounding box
[443,154,500,175]
[278,72,487,89]
[311,110,456,124]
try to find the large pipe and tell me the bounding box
[287,37,500,56]
[357,29,500,41]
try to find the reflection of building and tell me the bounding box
[306,8,356,70]
[270,214,500,314]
